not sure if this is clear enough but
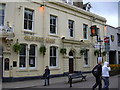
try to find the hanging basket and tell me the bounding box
[102,51,107,57]
[60,48,67,55]
[13,43,21,53]
[94,49,100,56]
[80,48,86,55]
[39,45,46,55]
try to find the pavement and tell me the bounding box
[2,74,120,89]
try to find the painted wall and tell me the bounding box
[1,1,106,78]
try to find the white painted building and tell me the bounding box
[106,25,120,64]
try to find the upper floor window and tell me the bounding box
[0,4,5,26]
[24,8,34,31]
[83,24,88,39]
[84,49,89,66]
[50,46,58,67]
[50,15,57,34]
[63,0,73,5]
[29,45,36,68]
[118,34,120,47]
[19,44,37,68]
[19,44,27,68]
[68,20,74,37]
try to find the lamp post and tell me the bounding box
[97,37,103,57]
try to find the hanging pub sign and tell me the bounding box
[111,35,114,42]
[90,25,98,37]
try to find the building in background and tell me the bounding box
[0,1,106,82]
[105,25,120,64]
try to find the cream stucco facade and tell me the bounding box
[0,1,106,81]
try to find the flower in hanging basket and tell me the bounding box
[80,48,86,55]
[39,45,46,55]
[13,43,21,53]
[60,48,67,55]
[102,51,107,57]
[94,49,100,56]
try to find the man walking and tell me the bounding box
[92,60,102,90]
[102,61,111,90]
[43,66,50,86]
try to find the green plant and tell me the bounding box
[102,51,107,56]
[39,45,46,55]
[80,48,86,55]
[94,49,100,56]
[60,48,67,55]
[13,43,21,53]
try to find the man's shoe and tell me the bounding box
[44,85,46,86]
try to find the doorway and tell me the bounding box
[69,51,74,73]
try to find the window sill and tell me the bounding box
[23,30,36,34]
[49,67,60,70]
[49,34,59,37]
[83,65,90,68]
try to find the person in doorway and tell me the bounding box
[43,66,50,86]
[92,59,102,90]
[102,61,111,90]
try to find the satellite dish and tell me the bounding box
[83,2,92,11]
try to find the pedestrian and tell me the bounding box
[43,66,50,86]
[102,61,111,90]
[92,59,102,90]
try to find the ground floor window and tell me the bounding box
[29,45,36,67]
[19,44,37,68]
[50,46,58,67]
[19,44,26,68]
[84,49,89,66]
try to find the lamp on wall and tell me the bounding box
[61,36,65,40]
[40,4,44,7]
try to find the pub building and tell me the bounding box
[0,1,106,81]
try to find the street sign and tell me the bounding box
[104,37,109,43]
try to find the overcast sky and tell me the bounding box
[83,0,119,27]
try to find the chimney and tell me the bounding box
[73,0,83,8]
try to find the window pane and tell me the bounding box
[29,57,35,67]
[83,24,88,39]
[24,11,28,19]
[19,56,26,67]
[50,47,52,56]
[50,46,57,66]
[29,12,33,20]
[50,15,57,34]
[0,16,4,25]
[28,21,32,30]
[53,47,56,56]
[24,20,27,29]
[50,57,56,66]
[0,4,5,26]
[29,45,35,55]
[24,9,33,30]
[69,20,74,37]
[29,45,36,67]
[20,44,26,55]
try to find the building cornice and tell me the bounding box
[48,1,106,22]
[31,0,106,23]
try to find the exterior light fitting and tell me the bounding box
[40,4,44,7]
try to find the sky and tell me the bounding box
[83,0,119,27]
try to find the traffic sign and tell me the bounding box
[104,37,109,43]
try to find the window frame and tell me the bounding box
[29,44,37,69]
[0,4,5,26]
[83,49,89,66]
[68,20,74,38]
[83,24,88,40]
[50,15,57,35]
[117,34,120,47]
[24,8,34,31]
[19,44,27,69]
[49,46,58,68]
